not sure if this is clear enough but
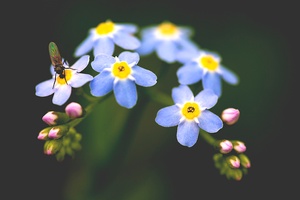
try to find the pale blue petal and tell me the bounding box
[198,110,223,133]
[52,85,72,106]
[136,37,157,55]
[176,48,199,63]
[132,66,157,87]
[71,55,89,72]
[89,71,114,96]
[155,105,181,127]
[177,121,199,147]
[118,51,139,64]
[74,34,94,57]
[113,32,140,50]
[94,37,114,56]
[177,63,203,85]
[157,41,177,63]
[179,26,194,37]
[203,73,222,97]
[118,24,137,33]
[114,79,137,109]
[69,73,93,88]
[220,65,239,85]
[91,54,115,72]
[177,38,199,52]
[172,85,193,104]
[140,27,156,38]
[35,79,55,97]
[50,65,55,75]
[195,89,218,109]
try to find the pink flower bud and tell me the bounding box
[48,125,69,139]
[42,111,58,125]
[233,141,246,153]
[227,156,240,169]
[219,140,233,154]
[65,102,83,119]
[44,140,62,155]
[221,108,240,125]
[239,154,251,168]
[37,127,52,140]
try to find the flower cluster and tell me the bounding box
[35,19,251,180]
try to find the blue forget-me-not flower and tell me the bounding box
[89,51,157,109]
[136,21,197,63]
[35,55,93,106]
[176,48,239,97]
[74,20,141,57]
[155,85,223,147]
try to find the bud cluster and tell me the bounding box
[37,102,85,161]
[212,108,251,180]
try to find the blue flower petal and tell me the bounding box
[198,110,223,133]
[157,41,177,63]
[91,54,115,72]
[90,71,114,96]
[113,32,140,50]
[176,48,199,63]
[132,66,157,87]
[70,73,93,88]
[52,85,72,106]
[74,34,94,57]
[94,37,114,56]
[136,37,157,55]
[114,79,137,108]
[71,55,89,72]
[50,64,55,75]
[177,121,199,147]
[195,89,218,109]
[220,65,239,85]
[118,24,137,33]
[177,38,199,52]
[172,85,193,104]
[118,51,139,65]
[35,79,55,97]
[203,73,222,97]
[177,63,203,85]
[155,105,181,127]
[179,27,194,37]
[140,27,156,38]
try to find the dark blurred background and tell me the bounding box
[5,0,299,199]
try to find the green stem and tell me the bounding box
[199,130,217,146]
[66,92,113,128]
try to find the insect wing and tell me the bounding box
[49,42,63,67]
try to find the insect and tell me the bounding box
[48,42,70,88]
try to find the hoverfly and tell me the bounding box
[48,42,71,88]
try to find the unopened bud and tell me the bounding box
[221,108,240,125]
[48,125,69,139]
[65,102,84,119]
[44,140,62,155]
[239,154,251,168]
[233,141,246,153]
[219,140,233,154]
[227,155,240,169]
[37,127,52,140]
[42,111,70,126]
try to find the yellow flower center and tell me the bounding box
[200,55,219,71]
[56,69,72,85]
[96,20,115,35]
[112,61,131,79]
[182,102,201,120]
[158,22,178,36]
